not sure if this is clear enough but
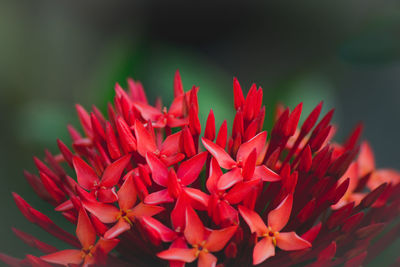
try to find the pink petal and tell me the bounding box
[55,199,74,212]
[253,237,275,265]
[168,117,189,128]
[201,137,236,170]
[144,189,174,205]
[76,209,96,249]
[161,153,186,167]
[205,226,238,252]
[157,248,197,263]
[104,218,131,239]
[177,152,207,186]
[198,252,217,267]
[254,165,281,182]
[171,194,188,230]
[41,249,82,265]
[276,232,311,251]
[146,152,168,187]
[184,206,205,246]
[100,155,131,187]
[238,205,268,236]
[83,201,119,223]
[268,194,293,232]
[117,174,137,210]
[97,188,118,203]
[128,202,164,219]
[134,121,157,157]
[236,131,267,163]
[217,168,243,191]
[73,156,98,190]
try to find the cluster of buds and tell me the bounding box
[1,71,399,267]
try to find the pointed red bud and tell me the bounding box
[342,212,364,233]
[360,183,387,209]
[116,117,136,153]
[75,104,93,139]
[344,123,363,151]
[205,109,216,141]
[301,102,323,135]
[233,77,244,110]
[216,120,228,149]
[174,70,184,97]
[298,145,312,173]
[105,122,121,160]
[286,103,302,136]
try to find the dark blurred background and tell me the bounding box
[1,0,399,265]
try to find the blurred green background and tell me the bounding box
[0,0,399,265]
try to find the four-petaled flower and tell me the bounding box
[158,206,238,267]
[239,194,311,265]
[41,208,119,266]
[83,173,164,239]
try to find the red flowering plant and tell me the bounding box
[2,71,400,267]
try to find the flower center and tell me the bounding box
[193,241,208,257]
[81,245,94,258]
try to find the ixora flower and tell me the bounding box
[1,71,400,267]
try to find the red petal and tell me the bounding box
[254,165,281,182]
[253,237,275,265]
[198,252,217,267]
[238,205,268,236]
[41,249,82,265]
[157,248,197,263]
[134,121,157,157]
[117,174,137,210]
[276,232,311,251]
[76,209,96,249]
[73,156,98,190]
[100,155,131,187]
[94,237,119,255]
[217,168,243,191]
[236,131,267,163]
[184,188,210,210]
[242,149,256,180]
[97,188,118,203]
[160,131,181,156]
[205,226,238,252]
[206,158,223,194]
[139,216,177,242]
[104,218,131,239]
[128,78,148,103]
[174,70,184,97]
[83,201,119,223]
[268,194,293,232]
[171,194,189,230]
[225,179,261,205]
[184,207,205,245]
[128,202,164,219]
[133,102,162,122]
[146,152,168,187]
[177,152,207,186]
[201,137,236,170]
[144,189,174,205]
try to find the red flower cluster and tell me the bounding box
[2,71,400,267]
